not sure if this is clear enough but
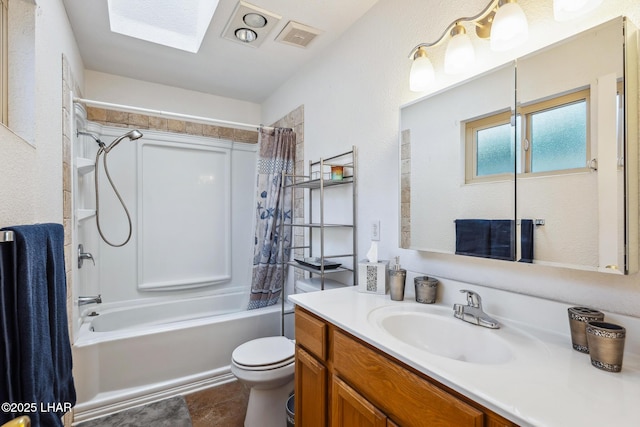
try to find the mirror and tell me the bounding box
[400,17,638,274]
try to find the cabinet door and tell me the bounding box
[331,375,387,427]
[332,330,484,427]
[296,346,327,427]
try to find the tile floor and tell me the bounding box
[76,380,250,427]
[184,380,250,427]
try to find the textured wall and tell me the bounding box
[262,0,640,316]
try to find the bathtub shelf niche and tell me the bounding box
[75,157,95,176]
[281,147,357,291]
[76,209,96,221]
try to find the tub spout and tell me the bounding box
[78,295,102,306]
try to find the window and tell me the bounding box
[519,89,589,175]
[0,0,7,125]
[465,89,590,183]
[465,111,518,183]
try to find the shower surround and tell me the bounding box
[70,104,304,420]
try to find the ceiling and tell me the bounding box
[62,0,379,103]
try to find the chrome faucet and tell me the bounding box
[78,295,102,306]
[453,290,500,329]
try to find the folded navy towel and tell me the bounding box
[455,219,491,258]
[0,224,76,426]
[519,219,534,263]
[455,219,515,261]
[490,220,515,261]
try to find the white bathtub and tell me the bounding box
[72,291,282,423]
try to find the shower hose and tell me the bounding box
[94,146,133,247]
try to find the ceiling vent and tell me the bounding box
[222,1,281,48]
[275,21,322,48]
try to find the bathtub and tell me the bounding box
[71,291,282,423]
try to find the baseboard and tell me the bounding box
[72,372,237,424]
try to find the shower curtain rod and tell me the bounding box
[73,97,283,132]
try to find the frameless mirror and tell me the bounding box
[401,63,517,259]
[515,17,637,273]
[400,17,638,274]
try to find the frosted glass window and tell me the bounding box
[530,100,587,173]
[467,89,589,183]
[476,123,515,176]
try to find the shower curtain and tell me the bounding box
[248,127,296,309]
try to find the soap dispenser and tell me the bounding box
[389,256,407,301]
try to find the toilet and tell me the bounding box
[231,336,295,427]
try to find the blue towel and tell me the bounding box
[0,224,76,426]
[519,219,534,263]
[455,219,515,261]
[455,220,491,258]
[490,220,515,261]
[1,238,21,421]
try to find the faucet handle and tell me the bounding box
[78,244,96,269]
[459,289,482,308]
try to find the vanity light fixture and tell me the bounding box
[553,0,603,21]
[409,47,435,92]
[490,0,529,51]
[408,0,529,91]
[444,24,476,75]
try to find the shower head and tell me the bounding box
[104,129,144,153]
[77,130,104,147]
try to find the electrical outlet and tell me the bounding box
[371,220,380,241]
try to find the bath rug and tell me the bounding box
[77,396,192,427]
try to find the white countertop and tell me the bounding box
[289,283,640,427]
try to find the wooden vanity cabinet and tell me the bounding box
[294,307,519,427]
[296,346,327,427]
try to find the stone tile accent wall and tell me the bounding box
[85,107,259,144]
[400,129,411,248]
[61,55,77,427]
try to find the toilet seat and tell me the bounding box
[232,336,295,371]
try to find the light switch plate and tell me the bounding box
[371,220,380,241]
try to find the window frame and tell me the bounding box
[464,88,592,184]
[517,88,591,177]
[464,110,515,184]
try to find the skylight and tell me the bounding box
[107,0,220,53]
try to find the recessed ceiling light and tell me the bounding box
[235,28,258,43]
[222,1,281,48]
[243,13,267,28]
[107,0,220,53]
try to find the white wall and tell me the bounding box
[0,0,84,226]
[76,124,257,305]
[261,0,640,316]
[84,71,262,125]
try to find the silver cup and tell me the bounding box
[414,276,438,304]
[568,307,605,353]
[586,321,626,372]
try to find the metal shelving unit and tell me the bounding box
[280,146,358,297]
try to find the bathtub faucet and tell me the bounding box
[78,295,102,306]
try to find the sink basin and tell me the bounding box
[368,306,513,364]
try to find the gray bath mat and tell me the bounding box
[77,396,192,427]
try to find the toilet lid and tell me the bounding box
[232,336,295,369]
